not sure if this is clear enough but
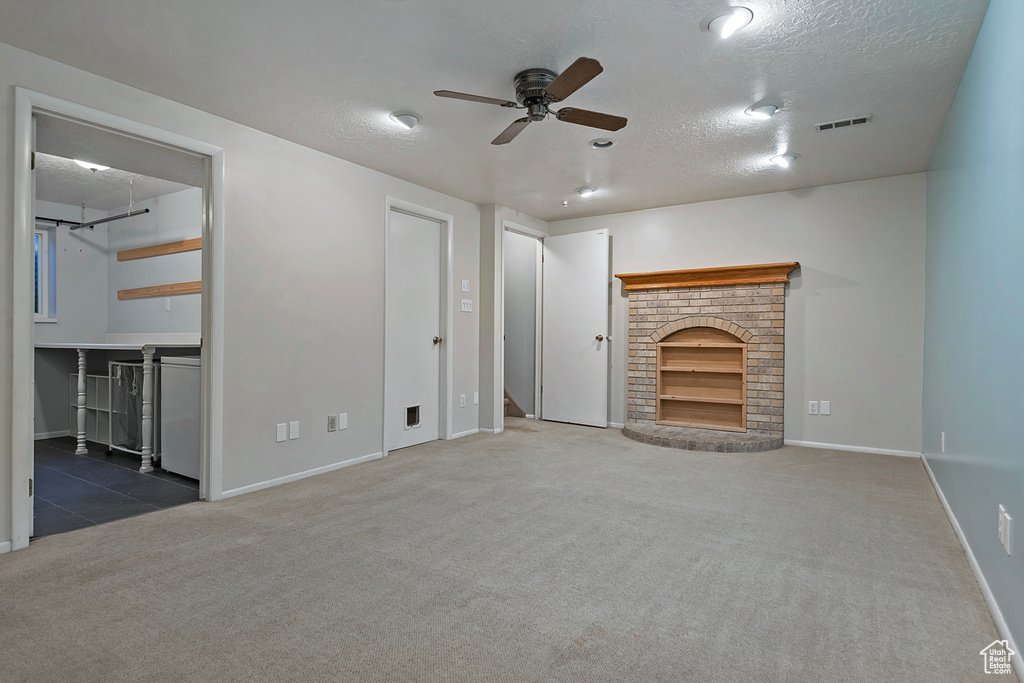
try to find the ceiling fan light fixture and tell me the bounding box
[702,6,753,39]
[771,153,800,168]
[745,102,780,119]
[74,159,110,172]
[389,112,419,129]
[576,187,595,197]
[589,138,614,149]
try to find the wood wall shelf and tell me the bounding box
[117,281,202,300]
[615,262,799,291]
[656,327,747,432]
[117,238,202,261]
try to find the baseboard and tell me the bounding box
[784,439,921,458]
[219,452,383,499]
[451,428,479,439]
[0,541,11,555]
[479,427,502,434]
[608,422,624,429]
[921,455,1022,682]
[34,430,70,440]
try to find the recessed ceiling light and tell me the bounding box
[701,6,754,39]
[389,112,419,129]
[745,101,780,119]
[589,138,614,149]
[74,159,110,172]
[576,187,595,197]
[770,153,800,168]
[562,200,569,207]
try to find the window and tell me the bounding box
[34,225,56,321]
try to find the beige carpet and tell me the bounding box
[0,419,1000,682]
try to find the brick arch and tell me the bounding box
[649,316,753,343]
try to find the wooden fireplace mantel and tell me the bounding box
[615,262,800,291]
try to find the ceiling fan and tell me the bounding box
[434,57,627,145]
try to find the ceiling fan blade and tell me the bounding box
[544,57,604,101]
[491,117,530,145]
[555,107,627,131]
[434,90,518,107]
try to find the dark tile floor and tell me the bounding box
[33,437,199,538]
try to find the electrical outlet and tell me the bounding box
[941,431,945,453]
[327,415,337,432]
[461,299,473,312]
[461,279,470,292]
[473,392,479,405]
[164,297,171,312]
[276,423,287,443]
[820,400,830,415]
[999,505,1013,555]
[289,421,299,440]
[460,394,466,407]
[337,413,347,430]
[808,401,818,415]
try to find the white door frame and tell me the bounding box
[500,224,544,422]
[382,198,454,456]
[10,89,226,550]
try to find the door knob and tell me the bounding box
[595,334,604,341]
[433,336,443,345]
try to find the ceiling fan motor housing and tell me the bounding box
[515,68,558,120]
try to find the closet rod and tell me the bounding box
[36,215,82,228]
[70,208,150,231]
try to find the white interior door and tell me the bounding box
[542,230,609,427]
[386,210,442,450]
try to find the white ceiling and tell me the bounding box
[35,153,192,211]
[0,0,988,221]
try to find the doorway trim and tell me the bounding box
[501,223,545,426]
[382,197,454,457]
[10,88,226,551]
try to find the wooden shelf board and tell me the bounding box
[117,281,201,300]
[659,365,744,374]
[659,395,744,405]
[615,261,799,290]
[117,238,201,261]
[656,419,747,433]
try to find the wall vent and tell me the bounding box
[816,114,872,132]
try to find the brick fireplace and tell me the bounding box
[615,262,799,452]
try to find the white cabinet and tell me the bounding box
[160,356,201,479]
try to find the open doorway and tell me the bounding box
[502,226,543,422]
[11,90,225,549]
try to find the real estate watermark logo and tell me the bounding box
[980,639,1015,675]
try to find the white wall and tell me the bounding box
[1,41,482,546]
[33,200,108,344]
[503,230,538,415]
[106,187,202,334]
[548,174,927,454]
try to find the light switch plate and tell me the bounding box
[461,279,470,292]
[337,413,347,430]
[289,421,299,440]
[820,400,831,415]
[473,392,479,405]
[276,423,287,443]
[461,299,473,312]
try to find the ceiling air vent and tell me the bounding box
[816,114,872,132]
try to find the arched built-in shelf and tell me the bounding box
[656,326,747,432]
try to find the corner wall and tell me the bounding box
[923,0,1023,656]
[548,173,927,454]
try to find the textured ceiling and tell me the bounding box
[0,0,989,221]
[35,153,192,211]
